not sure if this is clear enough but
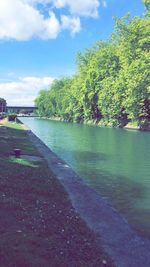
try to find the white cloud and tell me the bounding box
[0,0,107,40]
[61,15,81,36]
[0,76,54,106]
[0,0,60,40]
[29,0,103,17]
[53,0,100,17]
[103,1,107,8]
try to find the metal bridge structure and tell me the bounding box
[7,106,38,115]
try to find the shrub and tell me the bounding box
[7,113,17,121]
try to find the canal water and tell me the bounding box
[21,117,150,239]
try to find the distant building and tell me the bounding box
[0,98,7,113]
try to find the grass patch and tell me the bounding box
[0,121,39,157]
[0,120,114,267]
[9,157,39,167]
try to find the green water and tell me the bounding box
[21,117,150,239]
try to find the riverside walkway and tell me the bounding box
[0,119,113,267]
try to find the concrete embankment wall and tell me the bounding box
[19,119,150,267]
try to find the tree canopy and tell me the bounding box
[35,4,150,128]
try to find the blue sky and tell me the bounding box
[0,0,145,106]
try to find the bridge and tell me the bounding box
[7,106,38,115]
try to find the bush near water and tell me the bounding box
[7,113,17,122]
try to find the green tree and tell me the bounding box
[143,0,150,10]
[35,5,150,128]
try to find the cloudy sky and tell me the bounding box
[0,0,145,106]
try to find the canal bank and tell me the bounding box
[23,120,150,267]
[0,119,113,267]
[38,116,150,132]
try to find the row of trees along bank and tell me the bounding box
[35,1,150,129]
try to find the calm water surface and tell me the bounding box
[21,117,150,239]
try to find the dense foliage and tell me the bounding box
[35,4,150,127]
